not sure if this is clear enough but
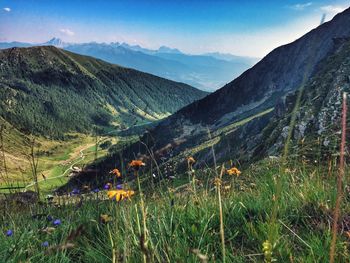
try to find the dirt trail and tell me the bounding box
[24,142,96,190]
[60,143,96,165]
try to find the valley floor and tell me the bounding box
[0,119,119,195]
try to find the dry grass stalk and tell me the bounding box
[329,92,347,263]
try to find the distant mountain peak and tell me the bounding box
[158,46,182,54]
[44,37,67,47]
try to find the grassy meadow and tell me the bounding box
[1,157,349,262]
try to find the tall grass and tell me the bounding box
[329,92,347,263]
[1,158,349,262]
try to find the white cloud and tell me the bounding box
[59,28,75,36]
[3,7,11,12]
[290,2,313,11]
[320,5,347,14]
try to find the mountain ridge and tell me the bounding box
[0,46,207,138]
[0,39,258,91]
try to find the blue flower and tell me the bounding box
[47,215,53,222]
[116,184,123,190]
[42,241,49,247]
[92,188,100,193]
[6,230,13,237]
[71,188,80,195]
[53,219,61,226]
[104,183,112,190]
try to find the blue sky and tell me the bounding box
[0,0,349,57]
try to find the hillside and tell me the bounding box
[254,37,350,160]
[67,7,350,186]
[0,46,207,138]
[134,8,350,157]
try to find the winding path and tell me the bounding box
[23,122,153,191]
[24,144,89,190]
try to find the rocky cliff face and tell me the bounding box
[253,37,350,160]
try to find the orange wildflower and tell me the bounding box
[187,156,196,165]
[123,190,135,199]
[110,168,121,178]
[345,231,350,239]
[226,167,241,176]
[129,160,146,170]
[107,190,135,201]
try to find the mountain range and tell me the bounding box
[0,46,207,138]
[0,39,258,91]
[2,7,350,191]
[78,7,350,183]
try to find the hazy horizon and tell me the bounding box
[1,0,348,57]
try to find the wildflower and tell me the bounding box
[47,215,53,222]
[71,188,80,195]
[129,160,146,170]
[116,184,123,190]
[226,167,241,176]
[345,231,350,239]
[100,214,112,224]
[262,240,273,263]
[6,230,13,237]
[53,219,61,226]
[92,188,100,193]
[110,168,121,178]
[42,241,49,247]
[108,190,126,201]
[187,156,196,166]
[104,183,112,190]
[214,177,222,187]
[107,190,134,201]
[124,190,135,199]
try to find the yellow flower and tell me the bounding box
[107,190,134,201]
[262,240,273,263]
[107,190,125,201]
[110,168,121,178]
[226,167,241,176]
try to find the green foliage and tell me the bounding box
[99,140,112,150]
[0,46,207,138]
